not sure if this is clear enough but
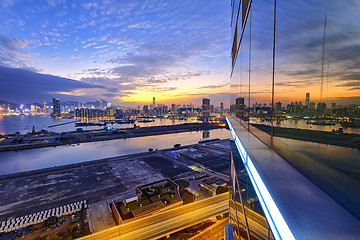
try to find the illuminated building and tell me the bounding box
[317,102,327,115]
[30,105,35,115]
[235,97,245,118]
[202,98,210,120]
[220,102,225,116]
[305,93,310,107]
[143,105,149,114]
[331,102,336,109]
[309,101,315,110]
[43,101,46,114]
[52,98,61,118]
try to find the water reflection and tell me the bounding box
[252,119,360,134]
[277,137,360,178]
[0,115,198,135]
[0,129,230,175]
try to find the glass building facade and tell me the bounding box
[229,0,360,239]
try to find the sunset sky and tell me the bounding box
[0,0,230,107]
[231,0,360,106]
[0,0,359,107]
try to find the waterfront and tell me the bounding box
[0,128,230,175]
[251,119,360,134]
[0,115,198,135]
[2,115,359,136]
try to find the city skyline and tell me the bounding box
[0,0,230,107]
[0,0,359,107]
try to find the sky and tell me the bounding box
[0,0,230,107]
[0,0,359,108]
[231,0,360,106]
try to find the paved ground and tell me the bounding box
[192,141,230,175]
[0,153,165,220]
[187,177,209,200]
[141,155,193,179]
[87,200,116,233]
[0,140,230,224]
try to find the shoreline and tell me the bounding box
[252,124,360,149]
[0,139,231,221]
[0,123,225,152]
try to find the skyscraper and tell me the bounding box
[43,101,47,114]
[305,93,310,107]
[235,97,245,118]
[52,98,61,118]
[151,97,156,111]
[220,102,225,116]
[202,98,210,120]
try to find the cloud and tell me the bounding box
[94,44,108,49]
[336,80,360,88]
[328,96,360,105]
[70,54,81,59]
[268,1,360,94]
[83,42,96,48]
[128,21,151,29]
[82,2,98,9]
[190,92,230,106]
[0,65,102,103]
[275,80,319,87]
[200,82,228,89]
[0,36,29,67]
[1,0,15,8]
[0,0,230,105]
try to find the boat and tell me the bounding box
[138,119,155,123]
[116,119,135,124]
[306,121,335,126]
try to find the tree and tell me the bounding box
[46,234,61,240]
[216,186,229,195]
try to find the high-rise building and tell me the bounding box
[202,98,210,120]
[143,105,149,114]
[150,97,156,111]
[235,97,245,118]
[30,105,35,115]
[309,101,316,110]
[305,93,310,107]
[331,102,336,109]
[43,101,46,114]
[52,98,61,118]
[220,102,225,116]
[317,102,327,114]
[275,102,282,115]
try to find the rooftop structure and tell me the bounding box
[111,179,182,224]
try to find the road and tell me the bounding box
[189,218,228,240]
[78,193,229,240]
[230,200,273,240]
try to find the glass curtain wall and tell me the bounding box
[230,0,360,239]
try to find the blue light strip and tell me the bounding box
[227,117,296,240]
